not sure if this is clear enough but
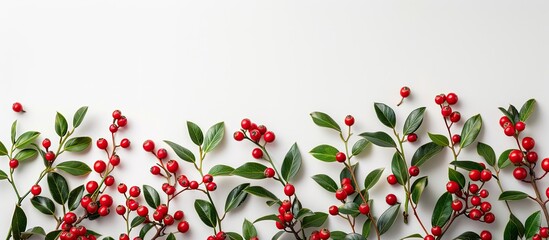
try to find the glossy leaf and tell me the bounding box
[15,131,40,149]
[449,161,485,171]
[411,176,428,204]
[331,231,347,240]
[362,218,372,237]
[187,121,204,146]
[508,105,520,123]
[47,172,69,205]
[460,114,482,148]
[301,212,328,228]
[448,168,465,188]
[56,161,92,176]
[431,192,453,227]
[131,216,146,228]
[352,139,370,156]
[14,148,37,162]
[72,106,88,128]
[310,111,341,132]
[364,168,384,191]
[312,174,339,193]
[232,162,268,179]
[12,205,27,240]
[209,164,235,176]
[309,144,339,162]
[143,185,160,208]
[344,234,366,240]
[411,142,444,167]
[272,231,285,240]
[519,99,536,122]
[339,202,360,216]
[296,208,314,220]
[499,107,515,125]
[253,214,280,223]
[164,140,195,163]
[21,227,46,239]
[194,199,218,228]
[31,196,56,215]
[374,102,396,128]
[244,186,278,201]
[102,238,115,240]
[67,185,85,211]
[525,211,541,239]
[400,233,423,239]
[377,204,400,235]
[226,232,243,240]
[499,191,530,201]
[391,152,408,185]
[498,149,513,169]
[504,214,525,240]
[45,230,61,240]
[139,224,153,239]
[11,120,17,144]
[202,122,225,153]
[0,141,8,156]
[428,133,449,147]
[0,169,8,180]
[453,231,480,240]
[55,112,68,137]
[225,183,250,213]
[64,137,92,152]
[166,233,176,240]
[359,132,396,148]
[242,219,257,239]
[403,107,426,135]
[477,142,496,167]
[281,143,302,182]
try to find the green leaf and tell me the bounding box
[242,219,257,239]
[187,121,204,146]
[520,99,536,122]
[312,174,339,193]
[72,106,88,128]
[47,172,69,205]
[21,227,46,239]
[403,107,426,135]
[499,107,515,125]
[31,196,56,215]
[362,218,372,238]
[449,161,485,171]
[341,163,359,189]
[453,231,480,240]
[67,185,84,211]
[374,102,396,128]
[0,141,8,156]
[400,233,423,239]
[0,169,8,180]
[272,231,285,240]
[225,183,250,213]
[309,144,339,162]
[64,137,92,152]
[344,233,366,240]
[498,149,514,169]
[477,142,496,167]
[352,139,370,156]
[411,142,444,167]
[143,185,161,208]
[164,140,196,163]
[139,224,153,239]
[281,143,302,182]
[15,131,40,149]
[364,168,384,191]
[339,202,360,217]
[232,162,268,179]
[166,233,176,240]
[202,122,224,153]
[525,211,541,239]
[131,216,146,228]
[331,231,347,240]
[460,114,482,148]
[508,105,520,123]
[296,208,314,220]
[12,205,27,240]
[253,214,280,223]
[506,213,525,239]
[411,176,428,204]
[56,161,92,176]
[310,111,341,132]
[55,112,68,137]
[377,204,400,235]
[194,199,218,228]
[44,230,61,240]
[14,148,37,162]
[359,132,396,148]
[499,191,530,201]
[244,186,278,201]
[301,212,328,228]
[209,165,235,176]
[11,120,17,144]
[431,192,453,227]
[226,232,244,240]
[102,238,115,240]
[428,133,449,147]
[391,152,408,185]
[448,168,466,188]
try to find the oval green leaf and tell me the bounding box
[374,102,396,128]
[209,164,235,177]
[194,199,218,228]
[377,204,400,235]
[460,114,482,148]
[64,137,92,152]
[477,142,496,167]
[72,106,88,128]
[0,169,8,180]
[309,144,339,162]
[301,212,328,228]
[55,112,68,137]
[403,107,426,135]
[519,98,536,122]
[448,168,465,188]
[312,174,338,193]
[203,122,224,153]
[411,176,428,204]
[15,131,40,149]
[67,185,85,211]
[187,121,204,146]
[364,168,384,191]
[14,148,38,162]
[352,139,370,156]
[344,233,366,240]
[431,192,453,227]
[453,231,481,240]
[47,172,69,205]
[56,161,92,176]
[225,183,250,213]
[242,219,257,239]
[359,132,396,148]
[281,143,302,182]
[449,161,485,171]
[244,186,278,201]
[232,162,268,179]
[391,152,408,186]
[498,149,514,169]
[310,111,341,132]
[339,202,360,216]
[164,140,196,163]
[499,191,530,201]
[143,185,160,208]
[0,141,8,156]
[12,205,27,240]
[31,196,56,215]
[525,211,541,239]
[411,142,444,167]
[139,224,153,239]
[428,133,449,147]
[131,216,146,228]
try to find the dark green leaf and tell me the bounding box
[14,148,37,162]
[56,161,92,176]
[55,112,68,137]
[309,144,339,162]
[428,133,449,147]
[64,137,92,152]
[244,186,278,201]
[0,169,8,180]
[272,231,285,240]
[139,224,153,239]
[391,152,408,185]
[525,211,541,238]
[164,140,195,163]
[344,233,366,240]
[498,149,514,169]
[301,212,328,228]
[85,230,101,237]
[520,99,536,122]
[72,106,88,128]
[310,111,341,132]
[21,227,46,239]
[403,107,426,135]
[15,131,40,149]
[292,198,302,214]
[431,192,453,227]
[31,196,56,215]
[102,237,115,240]
[374,102,396,128]
[411,142,444,167]
[504,219,519,240]
[460,114,482,148]
[0,141,8,156]
[11,120,17,144]
[12,205,27,240]
[331,231,347,240]
[131,216,146,228]
[477,142,496,167]
[362,218,372,238]
[143,185,161,208]
[312,174,339,193]
[226,232,243,240]
[352,139,370,156]
[232,162,268,179]
[253,214,280,223]
[166,233,176,240]
[448,168,465,188]
[281,143,301,182]
[499,107,515,125]
[194,199,218,228]
[339,202,360,216]
[400,233,423,239]
[499,191,530,201]
[202,122,224,153]
[509,105,520,123]
[296,208,314,220]
[47,172,69,205]
[377,204,400,235]
[209,164,235,176]
[359,132,396,148]
[453,231,480,240]
[187,121,204,146]
[67,185,84,211]
[242,219,257,239]
[225,183,250,213]
[45,230,61,240]
[364,168,384,191]
[449,161,485,171]
[341,163,358,189]
[411,176,428,204]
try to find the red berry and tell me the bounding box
[126,199,138,211]
[441,106,452,117]
[424,235,435,240]
[264,168,275,178]
[163,214,175,225]
[515,121,526,131]
[9,159,19,169]
[469,170,481,181]
[178,175,189,187]
[335,152,346,162]
[129,186,141,197]
[470,196,481,206]
[12,102,24,112]
[157,204,168,215]
[96,138,108,149]
[387,174,398,185]
[120,138,130,148]
[257,125,267,134]
[509,150,524,164]
[45,151,56,162]
[116,205,126,215]
[540,227,549,238]
[249,129,261,142]
[409,166,420,177]
[110,155,120,166]
[480,230,492,240]
[385,194,397,205]
[156,148,168,159]
[546,187,549,199]
[142,140,155,152]
[407,133,418,142]
[449,111,461,122]
[241,118,252,130]
[532,234,542,240]
[400,86,411,98]
[452,134,461,144]
[263,131,276,143]
[319,229,330,239]
[177,221,189,233]
[479,189,489,198]
[233,131,244,141]
[542,158,549,172]
[345,115,355,126]
[446,93,458,105]
[504,126,516,136]
[104,176,116,188]
[112,110,122,119]
[120,234,130,240]
[174,210,184,220]
[480,202,492,212]
[431,226,442,236]
[94,160,107,173]
[99,194,113,207]
[31,184,41,196]
[275,221,284,229]
[283,211,293,222]
[328,205,339,215]
[359,203,370,215]
[335,189,347,200]
[446,181,460,193]
[522,137,535,150]
[166,160,179,173]
[118,183,127,193]
[342,183,354,195]
[86,181,98,194]
[109,124,118,133]
[527,151,538,163]
[189,181,199,189]
[451,200,463,211]
[469,184,479,194]
[284,184,295,196]
[150,166,161,175]
[434,94,446,105]
[469,209,482,220]
[203,174,213,183]
[42,138,51,149]
[281,200,291,211]
[499,116,511,127]
[206,182,217,191]
[480,169,492,182]
[252,148,263,159]
[98,206,111,216]
[341,178,351,186]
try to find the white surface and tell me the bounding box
[1,1,549,239]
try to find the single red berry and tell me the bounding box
[284,184,295,196]
[335,152,346,162]
[12,102,24,112]
[400,86,411,98]
[116,205,126,215]
[434,94,446,105]
[407,133,418,142]
[546,187,549,199]
[206,182,217,191]
[156,148,168,159]
[469,169,481,181]
[446,181,460,193]
[45,151,56,162]
[202,174,213,183]
[451,134,461,144]
[189,181,199,189]
[342,183,354,195]
[480,169,492,182]
[257,125,267,134]
[522,137,535,150]
[385,194,397,205]
[177,221,189,233]
[431,226,442,236]
[142,140,155,152]
[446,93,458,105]
[263,131,276,143]
[110,155,120,166]
[509,150,524,164]
[120,138,130,148]
[64,212,77,224]
[469,184,479,194]
[470,196,481,206]
[117,116,128,127]
[542,158,549,172]
[118,183,127,193]
[540,227,549,238]
[484,212,495,224]
[328,205,339,215]
[163,214,175,226]
[129,186,141,197]
[345,115,355,126]
[99,194,113,207]
[112,110,122,119]
[469,209,482,220]
[319,229,330,239]
[102,176,116,188]
[94,160,107,173]
[515,121,526,132]
[126,199,138,211]
[86,181,98,194]
[441,106,452,117]
[150,166,161,175]
[178,175,189,187]
[424,235,435,240]
[283,211,293,222]
[98,206,109,216]
[449,111,461,123]
[241,118,252,130]
[275,221,284,229]
[481,202,492,212]
[109,124,118,133]
[119,234,130,240]
[335,189,347,200]
[359,203,370,215]
[387,174,398,185]
[264,168,275,178]
[31,184,42,196]
[281,200,291,211]
[157,204,169,215]
[166,160,179,173]
[252,148,263,159]
[499,116,511,127]
[479,189,489,198]
[527,151,538,163]
[9,159,19,169]
[451,200,463,211]
[504,126,516,136]
[480,230,492,240]
[341,178,351,185]
[42,138,51,149]
[249,129,261,142]
[233,131,245,141]
[532,234,542,240]
[96,138,108,149]
[216,231,227,240]
[409,166,420,177]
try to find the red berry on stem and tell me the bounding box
[522,137,535,150]
[480,169,492,182]
[400,86,410,98]
[129,186,141,197]
[342,183,354,195]
[451,134,461,144]
[527,151,538,163]
[284,184,295,196]
[449,111,461,122]
[109,124,118,133]
[499,116,511,127]
[206,182,217,191]
[31,184,42,196]
[120,138,130,148]
[9,159,19,169]
[166,160,179,173]
[424,235,435,240]
[446,181,460,193]
[504,126,516,136]
[515,121,526,131]
[479,189,489,198]
[409,166,420,177]
[42,138,51,149]
[257,125,267,134]
[110,155,120,166]
[233,131,245,141]
[45,151,56,162]
[117,116,127,127]
[469,184,479,194]
[252,148,263,159]
[174,210,184,220]
[86,181,98,194]
[480,231,492,240]
[335,152,346,162]
[263,131,276,142]
[335,189,347,200]
[386,194,397,205]
[202,174,213,183]
[407,133,418,142]
[94,160,106,173]
[446,93,458,105]
[540,227,549,238]
[249,129,261,142]
[177,221,189,233]
[387,174,398,185]
[470,196,481,206]
[359,203,370,215]
[118,183,127,193]
[142,140,155,152]
[345,115,355,126]
[112,110,122,119]
[241,118,252,130]
[329,205,339,215]
[96,138,108,149]
[189,181,199,189]
[99,194,113,207]
[451,200,463,211]
[469,170,481,181]
[431,226,442,236]
[434,94,446,105]
[542,158,549,172]
[64,212,77,224]
[509,150,524,164]
[469,209,482,220]
[264,168,275,178]
[157,148,168,159]
[116,205,126,215]
[441,106,452,117]
[105,175,115,186]
[532,234,542,240]
[12,102,24,112]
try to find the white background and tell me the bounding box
[1,1,549,239]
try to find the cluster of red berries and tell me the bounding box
[206,231,235,240]
[333,178,356,202]
[435,93,462,145]
[499,115,525,137]
[58,212,97,240]
[309,229,331,240]
[108,110,128,134]
[274,199,297,231]
[233,118,276,159]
